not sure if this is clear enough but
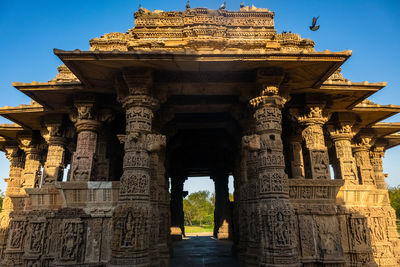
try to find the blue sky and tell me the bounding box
[0,0,400,193]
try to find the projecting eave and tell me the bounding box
[54,48,351,93]
[0,123,25,141]
[0,103,45,130]
[371,122,400,138]
[384,133,400,150]
[13,81,84,110]
[318,82,386,110]
[351,104,400,128]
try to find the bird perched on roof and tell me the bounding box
[240,2,245,8]
[138,4,144,13]
[309,16,320,31]
[219,1,226,10]
[186,0,190,9]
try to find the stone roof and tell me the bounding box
[89,5,314,53]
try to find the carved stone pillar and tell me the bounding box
[249,76,299,266]
[212,173,231,240]
[288,128,305,179]
[353,136,375,185]
[238,139,252,264]
[3,145,25,197]
[93,109,114,181]
[327,123,358,184]
[41,121,67,185]
[170,176,185,240]
[369,145,386,189]
[241,134,260,266]
[296,105,331,179]
[0,144,25,259]
[69,98,101,181]
[151,146,169,266]
[110,69,161,266]
[18,133,42,189]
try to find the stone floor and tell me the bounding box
[170,235,240,267]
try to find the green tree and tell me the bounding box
[389,186,400,218]
[183,190,214,227]
[183,198,194,226]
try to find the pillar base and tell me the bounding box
[170,226,183,242]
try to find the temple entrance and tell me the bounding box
[165,115,239,263]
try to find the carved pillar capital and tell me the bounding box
[17,133,42,157]
[327,123,355,142]
[16,133,43,189]
[352,135,374,153]
[4,144,21,162]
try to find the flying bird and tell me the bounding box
[186,0,190,9]
[240,2,245,8]
[309,16,320,31]
[219,1,226,10]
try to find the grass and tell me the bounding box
[185,225,214,233]
[396,220,400,234]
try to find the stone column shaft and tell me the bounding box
[213,174,231,239]
[296,106,331,180]
[18,135,42,189]
[3,145,25,196]
[250,81,299,266]
[111,70,161,266]
[152,150,169,266]
[70,102,100,181]
[353,137,375,185]
[170,177,185,239]
[370,146,386,189]
[0,145,25,259]
[42,123,67,185]
[328,124,359,184]
[288,134,305,178]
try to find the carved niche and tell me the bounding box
[59,219,84,263]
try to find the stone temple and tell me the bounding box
[0,4,400,267]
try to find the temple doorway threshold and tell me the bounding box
[171,235,239,267]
